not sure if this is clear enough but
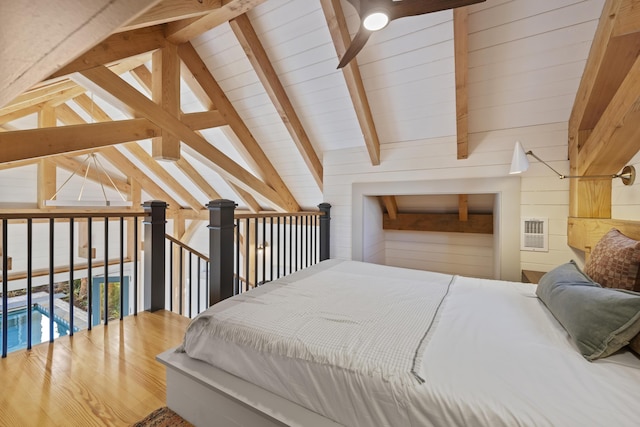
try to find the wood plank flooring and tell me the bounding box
[0,310,190,426]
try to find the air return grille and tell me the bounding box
[521,217,548,252]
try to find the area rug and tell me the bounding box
[131,406,194,427]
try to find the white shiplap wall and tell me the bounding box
[322,0,604,277]
[324,122,577,278]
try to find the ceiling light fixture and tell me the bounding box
[509,141,635,186]
[45,152,133,207]
[363,11,390,31]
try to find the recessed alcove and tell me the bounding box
[351,177,521,281]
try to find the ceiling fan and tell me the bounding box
[337,0,487,69]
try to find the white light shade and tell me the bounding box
[509,140,530,174]
[363,12,389,31]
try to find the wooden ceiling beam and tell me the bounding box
[131,63,262,213]
[320,0,381,166]
[230,14,324,191]
[72,65,290,211]
[0,104,43,126]
[578,53,640,176]
[454,7,469,160]
[151,42,181,160]
[230,183,261,213]
[178,42,299,212]
[37,106,57,209]
[175,157,221,200]
[0,80,79,117]
[0,158,39,171]
[101,146,183,211]
[569,0,640,149]
[381,196,398,221]
[566,0,640,225]
[49,103,182,210]
[614,0,640,37]
[74,93,202,211]
[0,108,223,163]
[2,58,152,117]
[383,213,493,234]
[458,194,469,222]
[0,117,157,163]
[48,26,167,80]
[165,0,267,44]
[0,0,160,109]
[117,0,223,33]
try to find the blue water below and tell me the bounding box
[0,305,73,354]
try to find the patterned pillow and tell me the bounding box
[584,229,640,292]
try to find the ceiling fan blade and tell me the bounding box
[337,26,372,69]
[389,0,486,20]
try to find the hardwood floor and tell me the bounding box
[0,310,190,426]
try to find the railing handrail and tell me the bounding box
[0,211,145,220]
[165,234,209,262]
[233,211,325,219]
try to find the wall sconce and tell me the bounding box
[257,242,269,252]
[509,141,635,186]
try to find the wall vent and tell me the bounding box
[521,217,548,252]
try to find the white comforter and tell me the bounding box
[181,260,640,427]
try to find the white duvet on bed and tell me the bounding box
[180,260,640,427]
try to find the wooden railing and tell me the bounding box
[0,199,331,357]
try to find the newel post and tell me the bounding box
[318,203,331,261]
[143,200,167,312]
[208,199,236,306]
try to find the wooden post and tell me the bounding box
[208,199,236,306]
[319,203,331,261]
[143,200,167,312]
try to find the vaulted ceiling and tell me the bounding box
[1,0,634,226]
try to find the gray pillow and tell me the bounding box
[536,260,640,360]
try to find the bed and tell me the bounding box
[158,227,640,427]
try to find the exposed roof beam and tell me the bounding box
[73,65,291,211]
[454,7,469,160]
[229,14,324,191]
[578,53,640,175]
[2,58,152,117]
[0,118,157,163]
[175,157,221,201]
[0,109,217,163]
[74,93,203,211]
[130,64,262,213]
[0,0,160,109]
[117,0,223,33]
[230,183,261,213]
[0,104,43,126]
[0,80,79,117]
[320,0,381,166]
[384,213,493,234]
[569,0,640,150]
[165,0,267,44]
[178,42,300,212]
[151,42,181,160]
[381,196,398,221]
[565,0,640,224]
[37,106,57,209]
[458,194,468,222]
[0,158,39,171]
[54,103,181,209]
[48,26,166,80]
